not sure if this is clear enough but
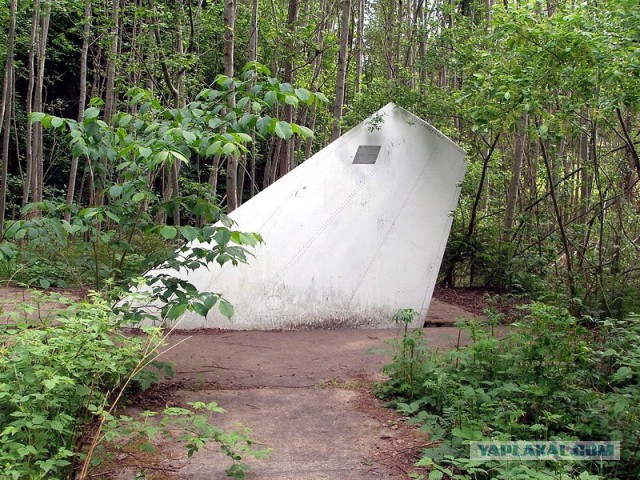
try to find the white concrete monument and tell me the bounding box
[158,103,466,329]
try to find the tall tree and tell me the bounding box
[103,0,121,124]
[65,0,93,222]
[504,114,528,231]
[24,0,52,210]
[331,0,351,140]
[0,0,17,237]
[277,0,299,175]
[223,0,238,211]
[354,0,365,93]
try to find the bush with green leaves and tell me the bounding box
[379,304,640,479]
[0,295,160,478]
[0,293,269,479]
[100,402,271,479]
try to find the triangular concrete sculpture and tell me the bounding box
[161,103,466,329]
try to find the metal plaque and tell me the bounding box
[353,145,381,164]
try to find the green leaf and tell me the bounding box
[167,303,188,320]
[222,143,237,156]
[236,96,250,110]
[274,121,293,140]
[170,150,189,164]
[154,150,170,164]
[117,113,132,126]
[29,112,45,123]
[159,225,178,239]
[105,210,121,223]
[219,299,235,319]
[314,92,329,103]
[284,95,299,107]
[295,88,312,102]
[139,146,153,158]
[109,185,124,198]
[613,366,633,382]
[538,123,549,138]
[182,130,197,143]
[204,295,217,311]
[84,107,100,120]
[429,471,444,480]
[238,232,258,246]
[51,117,64,128]
[180,226,199,242]
[234,132,253,143]
[193,302,210,317]
[206,141,222,156]
[0,241,18,260]
[208,118,223,129]
[71,140,88,158]
[297,125,313,138]
[264,90,277,107]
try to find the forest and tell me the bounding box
[0,0,639,315]
[0,0,639,479]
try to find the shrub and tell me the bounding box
[379,304,640,479]
[0,293,268,479]
[0,295,161,478]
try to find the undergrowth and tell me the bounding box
[378,303,640,479]
[0,293,268,479]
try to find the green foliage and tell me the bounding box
[0,292,269,478]
[0,65,326,325]
[379,304,640,479]
[101,402,271,479]
[0,294,163,479]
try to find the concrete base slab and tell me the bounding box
[171,388,393,479]
[103,300,490,479]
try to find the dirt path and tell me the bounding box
[109,299,479,479]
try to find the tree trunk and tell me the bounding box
[331,0,351,141]
[396,0,404,70]
[24,0,40,208]
[418,0,427,86]
[103,0,121,124]
[539,133,577,302]
[355,0,365,94]
[223,0,238,211]
[248,0,259,198]
[0,0,17,238]
[504,113,528,231]
[28,0,52,211]
[277,0,299,177]
[66,0,92,222]
[248,0,259,62]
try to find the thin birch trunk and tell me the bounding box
[0,0,17,238]
[504,114,528,231]
[66,0,92,221]
[30,1,52,210]
[331,0,351,140]
[224,0,238,211]
[354,0,365,93]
